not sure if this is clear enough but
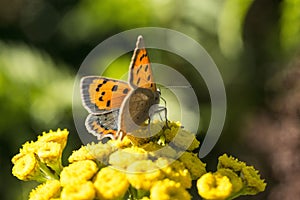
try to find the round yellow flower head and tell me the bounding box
[216,168,243,194]
[108,135,132,148]
[69,142,117,165]
[150,179,191,200]
[34,141,63,173]
[60,160,98,186]
[19,140,41,155]
[126,160,164,190]
[61,181,95,200]
[147,144,178,159]
[94,167,129,200]
[38,128,69,150]
[109,146,148,170]
[240,166,266,195]
[29,180,61,200]
[197,172,232,200]
[68,145,95,163]
[156,158,192,189]
[217,154,246,172]
[162,122,200,151]
[179,152,206,180]
[16,140,63,172]
[12,153,43,182]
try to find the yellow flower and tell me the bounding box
[14,130,66,174]
[61,181,95,200]
[60,160,98,186]
[150,179,191,200]
[12,152,52,182]
[241,166,266,195]
[127,160,164,190]
[109,147,148,170]
[29,180,61,200]
[69,142,116,165]
[38,128,69,150]
[217,154,246,172]
[34,142,63,173]
[140,197,150,200]
[197,172,232,200]
[146,144,178,159]
[216,168,243,194]
[156,158,192,188]
[140,142,162,152]
[108,135,132,148]
[94,167,129,200]
[68,145,95,163]
[126,120,166,146]
[165,126,200,151]
[179,152,206,180]
[217,154,266,196]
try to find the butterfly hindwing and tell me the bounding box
[85,110,120,139]
[129,36,156,91]
[81,76,132,114]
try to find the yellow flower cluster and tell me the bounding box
[12,129,68,182]
[197,154,267,200]
[11,122,266,200]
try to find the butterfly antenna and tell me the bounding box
[159,85,192,89]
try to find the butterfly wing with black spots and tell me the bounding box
[85,110,120,139]
[81,76,132,114]
[128,36,156,91]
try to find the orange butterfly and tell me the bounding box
[81,36,166,140]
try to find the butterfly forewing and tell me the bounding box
[129,36,156,91]
[81,76,132,114]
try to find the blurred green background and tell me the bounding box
[1,0,300,199]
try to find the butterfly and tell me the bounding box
[80,35,166,140]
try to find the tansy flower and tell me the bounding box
[150,179,191,200]
[94,167,129,200]
[217,154,246,172]
[240,166,266,195]
[29,180,61,200]
[140,197,150,200]
[19,141,37,154]
[108,135,132,148]
[12,153,55,182]
[126,120,170,146]
[197,172,232,200]
[68,145,96,163]
[60,160,98,186]
[147,144,178,159]
[34,142,63,174]
[140,141,163,152]
[109,147,148,170]
[68,142,116,165]
[217,154,266,196]
[37,128,69,150]
[179,152,206,180]
[163,122,200,151]
[14,130,66,175]
[127,160,164,190]
[156,158,192,188]
[216,168,243,195]
[18,140,63,171]
[61,181,95,200]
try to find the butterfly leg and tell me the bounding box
[159,96,170,129]
[150,105,170,129]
